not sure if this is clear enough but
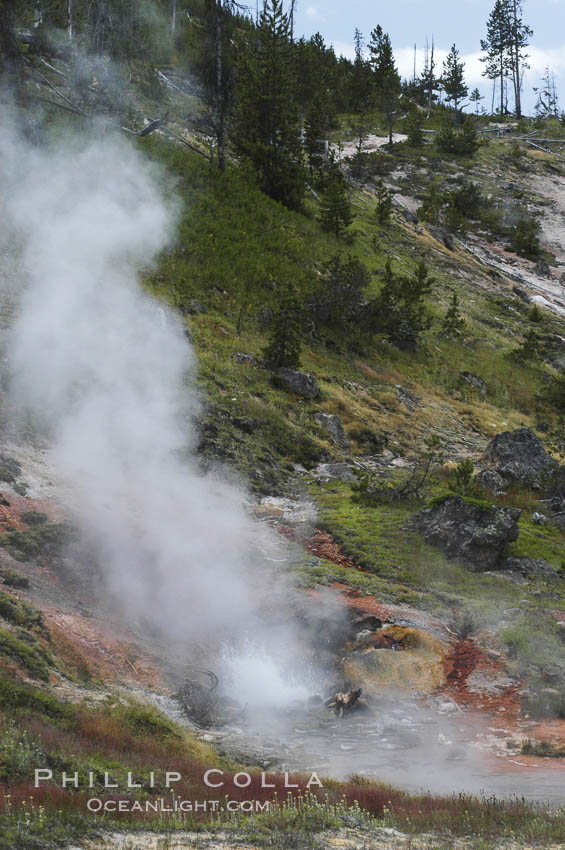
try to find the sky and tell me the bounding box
[293,0,565,115]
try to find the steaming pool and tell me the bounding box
[151,690,565,806]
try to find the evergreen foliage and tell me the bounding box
[308,254,371,330]
[262,283,303,370]
[442,44,468,113]
[368,25,401,146]
[441,292,466,338]
[405,104,424,147]
[513,329,541,361]
[436,116,480,155]
[372,260,434,350]
[375,179,394,225]
[320,168,353,238]
[511,215,541,259]
[233,0,305,210]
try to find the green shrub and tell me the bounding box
[528,304,544,323]
[0,629,53,680]
[308,254,370,331]
[0,591,44,632]
[262,283,303,370]
[440,292,465,338]
[447,458,480,497]
[2,522,73,563]
[118,702,181,741]
[21,511,49,527]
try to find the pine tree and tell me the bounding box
[442,44,468,113]
[481,0,512,116]
[368,25,401,146]
[513,328,540,361]
[508,0,532,119]
[373,260,434,349]
[350,28,373,154]
[233,0,305,210]
[470,88,484,114]
[375,178,393,224]
[262,284,303,370]
[405,104,424,147]
[441,292,465,338]
[320,170,353,238]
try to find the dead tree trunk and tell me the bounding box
[215,1,225,172]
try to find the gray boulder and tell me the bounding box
[415,496,521,570]
[314,462,357,483]
[313,412,350,450]
[476,468,506,492]
[485,427,557,488]
[275,368,320,400]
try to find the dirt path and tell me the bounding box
[70,826,563,850]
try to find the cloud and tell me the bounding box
[331,40,355,60]
[305,6,323,20]
[393,43,565,109]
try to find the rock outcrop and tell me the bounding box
[313,412,350,449]
[484,427,557,488]
[415,496,521,570]
[275,368,320,399]
[502,557,558,580]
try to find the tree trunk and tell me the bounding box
[512,0,522,118]
[67,0,73,39]
[215,1,225,171]
[171,0,176,35]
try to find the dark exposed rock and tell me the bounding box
[396,386,423,411]
[460,371,488,395]
[233,352,259,367]
[415,496,521,570]
[502,557,558,580]
[512,286,530,302]
[275,368,320,400]
[476,468,506,492]
[484,427,558,488]
[180,299,207,315]
[399,206,418,224]
[534,259,551,278]
[428,225,454,251]
[313,412,350,450]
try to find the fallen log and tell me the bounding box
[326,687,363,717]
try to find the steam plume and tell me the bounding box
[0,121,284,651]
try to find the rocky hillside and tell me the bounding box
[2,41,565,850]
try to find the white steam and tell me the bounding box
[0,122,293,673]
